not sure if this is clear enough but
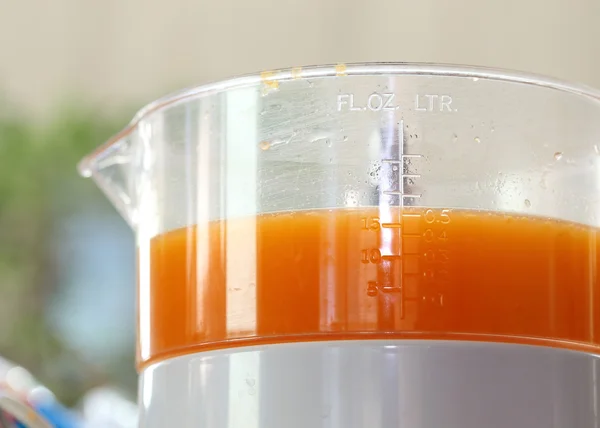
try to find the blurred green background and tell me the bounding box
[0,106,137,405]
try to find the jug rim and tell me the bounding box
[78,61,600,177]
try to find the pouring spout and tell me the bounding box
[78,128,136,228]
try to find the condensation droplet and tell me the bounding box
[491,126,495,133]
[261,86,279,97]
[554,152,563,161]
[452,133,458,142]
[474,137,481,143]
[259,141,271,151]
[311,137,332,146]
[343,136,349,142]
[594,144,600,155]
[367,161,382,185]
[524,199,531,208]
[329,158,333,163]
[344,190,359,207]
[472,77,479,82]
[246,378,256,387]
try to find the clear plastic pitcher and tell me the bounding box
[79,63,600,427]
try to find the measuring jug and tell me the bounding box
[79,63,600,427]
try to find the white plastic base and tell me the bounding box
[139,340,600,427]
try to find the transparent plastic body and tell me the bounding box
[79,63,600,372]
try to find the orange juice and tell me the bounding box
[139,208,600,369]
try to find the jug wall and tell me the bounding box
[82,65,600,238]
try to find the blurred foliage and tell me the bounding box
[0,105,135,405]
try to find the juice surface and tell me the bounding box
[139,208,600,368]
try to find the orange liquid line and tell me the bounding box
[138,208,600,370]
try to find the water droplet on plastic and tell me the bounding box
[246,378,256,387]
[367,161,382,185]
[554,152,563,161]
[472,77,479,82]
[261,86,279,97]
[392,165,398,171]
[344,189,359,207]
[474,137,481,143]
[311,137,331,146]
[491,126,495,133]
[475,181,481,191]
[249,389,256,396]
[259,141,271,151]
[329,158,333,163]
[452,133,458,142]
[524,199,531,208]
[594,144,600,155]
[343,136,348,142]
